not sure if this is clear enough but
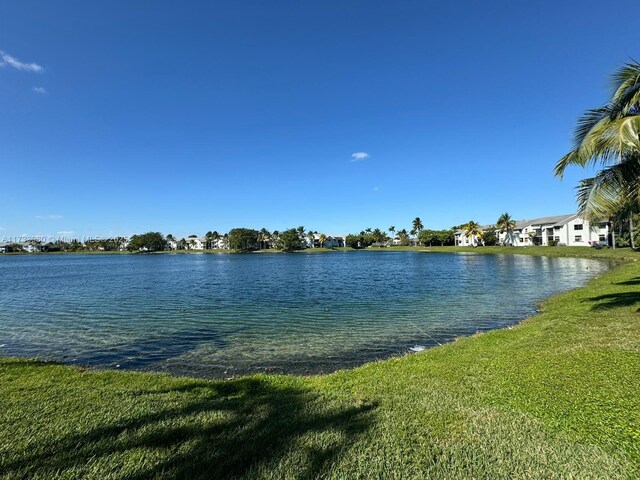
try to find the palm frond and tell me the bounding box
[576,155,640,219]
[572,107,612,149]
[610,61,640,108]
[555,115,640,178]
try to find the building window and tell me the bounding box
[575,235,582,242]
[599,235,606,242]
[599,222,608,229]
[574,224,583,230]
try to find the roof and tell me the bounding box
[519,214,575,229]
[455,213,597,234]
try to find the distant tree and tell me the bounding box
[127,232,165,252]
[178,238,187,250]
[412,217,424,240]
[371,228,385,245]
[496,213,517,246]
[259,228,271,249]
[319,234,327,248]
[462,221,483,247]
[277,228,303,252]
[436,229,455,246]
[204,231,214,249]
[397,229,410,246]
[483,227,498,246]
[210,231,221,249]
[418,229,438,246]
[306,230,315,248]
[345,234,361,249]
[388,226,396,245]
[228,228,259,252]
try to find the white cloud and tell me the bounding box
[33,86,47,94]
[0,51,43,72]
[373,186,380,192]
[351,152,369,162]
[36,214,63,220]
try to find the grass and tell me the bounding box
[1,249,639,478]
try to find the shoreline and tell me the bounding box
[1,245,638,261]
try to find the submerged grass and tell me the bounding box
[1,250,639,478]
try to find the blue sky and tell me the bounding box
[1,1,638,240]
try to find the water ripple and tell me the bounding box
[0,252,612,377]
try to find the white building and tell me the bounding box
[454,225,493,247]
[500,214,609,247]
[455,214,610,247]
[309,234,346,248]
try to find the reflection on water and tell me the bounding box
[0,252,611,377]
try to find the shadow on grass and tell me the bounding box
[614,276,640,286]
[587,291,640,311]
[3,376,376,479]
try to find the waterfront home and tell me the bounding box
[309,234,347,248]
[454,214,610,247]
[499,214,609,246]
[454,226,493,247]
[0,242,38,253]
[165,236,229,250]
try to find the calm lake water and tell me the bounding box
[0,252,611,377]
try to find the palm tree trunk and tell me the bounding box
[611,222,616,249]
[630,215,635,249]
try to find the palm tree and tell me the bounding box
[166,234,175,250]
[464,221,483,247]
[496,213,517,246]
[397,229,409,246]
[210,231,220,249]
[388,226,395,245]
[306,230,315,248]
[371,228,386,246]
[412,217,424,244]
[204,231,214,250]
[319,233,327,248]
[555,61,640,228]
[259,228,271,249]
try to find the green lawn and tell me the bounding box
[1,249,639,478]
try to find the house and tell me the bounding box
[0,242,39,253]
[454,214,610,247]
[498,214,609,246]
[454,225,493,246]
[165,236,229,250]
[310,234,346,248]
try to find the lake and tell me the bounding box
[0,251,611,377]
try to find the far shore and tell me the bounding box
[1,245,638,261]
